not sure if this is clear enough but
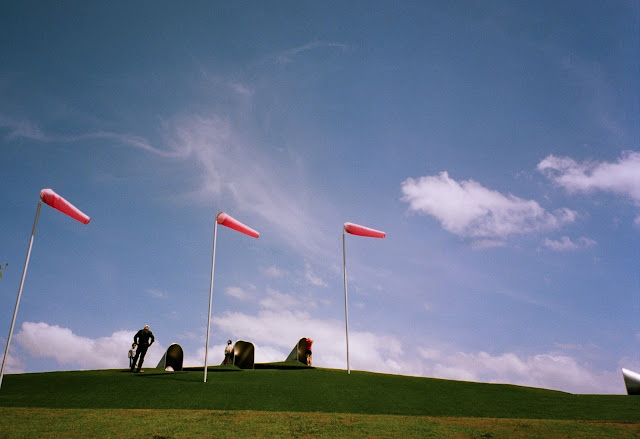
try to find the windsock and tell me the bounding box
[344,222,385,239]
[40,189,91,225]
[216,212,259,238]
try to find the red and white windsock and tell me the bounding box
[40,189,90,225]
[216,212,259,238]
[344,222,385,239]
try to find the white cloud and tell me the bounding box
[544,236,596,251]
[146,288,167,299]
[305,262,328,287]
[8,320,625,393]
[261,265,288,278]
[538,151,640,203]
[252,344,288,363]
[186,342,295,366]
[259,288,305,311]
[225,286,252,301]
[1,352,25,374]
[183,346,208,368]
[13,322,164,371]
[417,348,622,394]
[213,309,404,374]
[401,172,576,240]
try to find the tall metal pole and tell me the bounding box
[204,220,218,383]
[342,229,350,374]
[0,201,42,389]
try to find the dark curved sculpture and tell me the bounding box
[156,343,184,371]
[231,340,254,369]
[622,368,640,395]
[285,338,307,364]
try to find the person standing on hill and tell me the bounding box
[305,338,314,366]
[128,343,137,368]
[131,325,154,373]
[224,340,234,365]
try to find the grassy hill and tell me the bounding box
[0,366,638,438]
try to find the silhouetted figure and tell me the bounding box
[131,325,154,373]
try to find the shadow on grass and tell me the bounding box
[254,360,311,370]
[182,365,242,372]
[118,365,243,382]
[130,362,312,382]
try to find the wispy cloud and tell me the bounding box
[274,41,351,65]
[401,171,576,242]
[259,288,306,312]
[161,114,335,261]
[261,265,288,278]
[470,239,507,249]
[557,50,628,142]
[225,286,253,301]
[4,108,337,264]
[1,114,181,158]
[0,114,44,140]
[305,262,328,287]
[230,81,253,97]
[538,151,640,204]
[146,288,168,299]
[544,236,596,251]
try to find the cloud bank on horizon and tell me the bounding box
[6,317,625,394]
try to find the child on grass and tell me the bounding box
[128,343,137,368]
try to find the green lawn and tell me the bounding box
[0,367,638,438]
[1,407,639,439]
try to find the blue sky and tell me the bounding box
[1,1,638,394]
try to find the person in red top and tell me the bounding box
[305,338,314,366]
